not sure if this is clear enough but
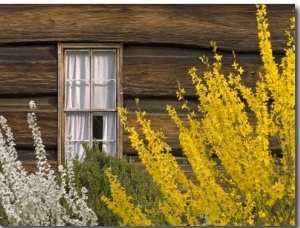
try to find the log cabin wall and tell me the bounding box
[0,4,294,172]
[0,44,58,171]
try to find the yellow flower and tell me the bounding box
[214,54,223,62]
[238,66,244,75]
[258,211,266,218]
[232,61,239,70]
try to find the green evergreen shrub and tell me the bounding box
[72,142,168,226]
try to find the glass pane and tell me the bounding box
[91,50,116,109]
[66,112,90,141]
[66,112,90,160]
[93,115,103,140]
[94,112,116,156]
[65,50,90,110]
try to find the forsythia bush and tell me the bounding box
[0,101,97,226]
[102,4,295,226]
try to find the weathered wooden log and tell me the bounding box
[0,45,57,95]
[0,5,294,52]
[123,45,284,98]
[0,111,57,147]
[0,97,57,112]
[21,160,58,173]
[16,149,57,161]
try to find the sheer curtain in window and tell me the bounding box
[92,51,116,155]
[65,51,90,160]
[92,50,116,109]
[65,51,90,110]
[66,113,90,161]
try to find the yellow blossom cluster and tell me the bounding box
[101,4,295,226]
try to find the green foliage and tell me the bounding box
[0,203,9,226]
[72,142,168,226]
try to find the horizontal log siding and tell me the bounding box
[0,111,57,147]
[0,45,57,96]
[0,5,294,52]
[0,97,57,112]
[123,45,284,98]
[0,44,58,172]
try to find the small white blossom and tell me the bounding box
[29,100,36,111]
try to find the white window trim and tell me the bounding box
[57,43,123,165]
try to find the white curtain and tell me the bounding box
[65,51,90,110]
[92,50,116,109]
[92,51,116,156]
[65,50,117,161]
[66,113,90,161]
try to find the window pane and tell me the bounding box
[66,112,90,160]
[93,115,103,140]
[91,50,116,109]
[94,112,116,155]
[66,112,90,141]
[65,50,90,110]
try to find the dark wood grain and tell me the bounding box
[22,160,58,173]
[0,111,58,147]
[123,45,284,98]
[0,96,57,112]
[16,149,57,161]
[0,5,294,52]
[0,45,57,95]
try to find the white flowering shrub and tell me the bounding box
[0,101,98,226]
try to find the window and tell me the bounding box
[58,44,123,163]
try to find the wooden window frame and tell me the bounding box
[57,43,123,165]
